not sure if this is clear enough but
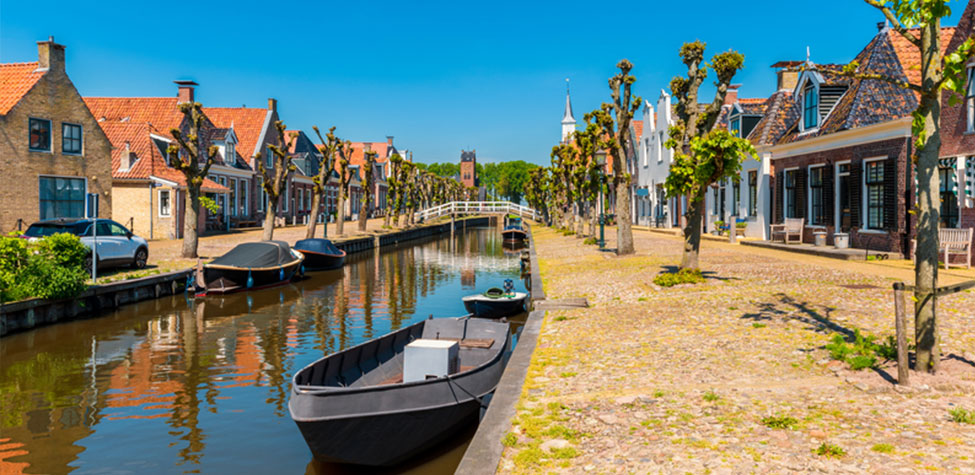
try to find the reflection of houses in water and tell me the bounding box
[460,268,476,288]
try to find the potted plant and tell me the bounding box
[714,220,725,235]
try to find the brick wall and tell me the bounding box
[0,68,113,233]
[961,208,975,266]
[770,137,912,255]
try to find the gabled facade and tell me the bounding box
[635,91,678,228]
[0,37,113,233]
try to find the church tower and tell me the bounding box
[561,79,576,143]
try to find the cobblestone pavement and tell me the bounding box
[499,226,975,474]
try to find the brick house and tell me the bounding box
[85,82,231,239]
[0,37,113,233]
[935,0,975,266]
[286,129,331,223]
[345,137,406,218]
[767,23,954,257]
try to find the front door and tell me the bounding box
[837,163,851,232]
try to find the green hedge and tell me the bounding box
[0,232,89,302]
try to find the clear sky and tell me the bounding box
[1,1,965,166]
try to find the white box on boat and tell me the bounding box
[403,339,459,383]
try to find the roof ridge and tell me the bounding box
[0,61,40,67]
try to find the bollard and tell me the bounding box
[892,282,910,386]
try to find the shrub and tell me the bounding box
[825,330,894,371]
[0,233,89,302]
[653,268,705,287]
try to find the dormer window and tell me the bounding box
[802,83,819,130]
[730,117,741,137]
[226,142,235,163]
[966,67,974,132]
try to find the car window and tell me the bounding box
[73,222,92,236]
[24,224,67,237]
[109,222,128,236]
[97,222,112,236]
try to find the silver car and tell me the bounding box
[23,218,149,270]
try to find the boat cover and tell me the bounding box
[209,241,296,268]
[294,238,344,256]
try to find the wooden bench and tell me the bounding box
[770,218,804,244]
[912,227,973,269]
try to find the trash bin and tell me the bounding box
[814,231,827,247]
[834,233,849,249]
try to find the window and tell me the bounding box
[159,189,171,217]
[809,166,825,225]
[29,118,52,151]
[257,178,264,211]
[283,180,289,212]
[657,132,664,162]
[297,188,303,211]
[732,180,740,216]
[730,117,741,137]
[62,123,82,154]
[967,68,975,132]
[748,170,758,217]
[713,187,720,215]
[719,181,726,219]
[802,84,818,130]
[785,169,798,218]
[229,178,237,216]
[940,167,959,227]
[265,145,273,169]
[227,142,235,163]
[38,176,85,219]
[240,179,248,216]
[305,188,311,211]
[864,161,885,229]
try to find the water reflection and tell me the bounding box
[0,227,525,474]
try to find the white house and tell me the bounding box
[634,90,684,228]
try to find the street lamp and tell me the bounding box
[596,153,606,250]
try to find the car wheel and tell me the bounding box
[132,248,148,269]
[85,254,96,272]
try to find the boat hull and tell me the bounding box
[501,229,527,243]
[462,294,527,318]
[201,260,301,295]
[295,249,345,271]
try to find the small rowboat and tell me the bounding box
[289,316,510,466]
[501,225,527,243]
[462,287,528,318]
[294,238,346,271]
[197,241,304,296]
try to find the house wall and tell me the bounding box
[635,93,678,228]
[770,137,912,255]
[0,62,112,233]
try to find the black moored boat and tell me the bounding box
[501,217,527,243]
[289,317,510,466]
[462,286,528,318]
[197,241,304,296]
[294,238,346,271]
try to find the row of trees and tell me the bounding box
[165,109,473,259]
[419,160,539,203]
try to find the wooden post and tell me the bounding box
[893,282,910,386]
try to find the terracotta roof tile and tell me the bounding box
[0,62,45,115]
[888,27,955,88]
[203,107,269,160]
[746,90,798,146]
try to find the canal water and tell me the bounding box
[0,226,528,474]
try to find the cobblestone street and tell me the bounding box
[500,226,975,473]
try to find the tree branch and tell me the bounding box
[864,0,920,47]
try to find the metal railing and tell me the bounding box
[414,201,538,222]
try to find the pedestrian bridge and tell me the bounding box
[416,201,538,222]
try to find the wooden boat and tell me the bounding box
[289,316,511,466]
[462,287,528,318]
[197,241,304,296]
[294,238,346,271]
[501,225,527,243]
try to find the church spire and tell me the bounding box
[561,78,576,143]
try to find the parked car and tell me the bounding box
[22,218,149,270]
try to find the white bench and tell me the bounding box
[770,218,804,244]
[912,227,973,269]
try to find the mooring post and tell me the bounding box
[893,282,909,386]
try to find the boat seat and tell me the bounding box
[442,338,495,349]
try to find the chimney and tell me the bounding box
[174,80,198,104]
[36,36,65,73]
[386,136,394,146]
[723,84,740,106]
[120,142,137,172]
[777,69,799,91]
[268,98,277,112]
[363,142,372,152]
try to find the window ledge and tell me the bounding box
[858,229,888,235]
[29,148,53,154]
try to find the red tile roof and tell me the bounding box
[84,97,184,135]
[888,27,955,89]
[631,120,644,140]
[0,62,45,115]
[203,107,270,161]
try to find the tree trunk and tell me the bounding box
[181,187,201,258]
[305,191,323,239]
[358,196,368,232]
[616,177,634,254]
[336,194,346,235]
[575,203,584,236]
[914,21,943,373]
[680,193,705,269]
[262,201,276,241]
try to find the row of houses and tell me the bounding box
[613,5,975,264]
[0,37,405,239]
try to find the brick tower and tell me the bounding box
[460,149,477,188]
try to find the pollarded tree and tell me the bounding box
[663,41,751,270]
[358,150,377,232]
[844,0,974,373]
[396,160,415,227]
[305,126,342,239]
[384,153,404,228]
[257,121,298,241]
[574,116,606,237]
[335,141,355,236]
[167,101,218,258]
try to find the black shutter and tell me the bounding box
[795,169,807,219]
[884,156,898,230]
[823,164,835,226]
[773,174,783,223]
[849,161,861,229]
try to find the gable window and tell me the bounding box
[748,170,758,217]
[939,167,959,228]
[967,68,975,132]
[62,123,83,154]
[29,118,52,151]
[785,169,798,218]
[802,84,819,130]
[730,117,741,137]
[39,176,85,219]
[159,189,172,217]
[809,166,825,225]
[226,142,235,164]
[864,160,885,229]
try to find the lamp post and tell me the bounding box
[596,153,606,250]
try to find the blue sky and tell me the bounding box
[1,1,965,166]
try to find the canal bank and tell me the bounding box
[0,224,525,474]
[0,217,490,337]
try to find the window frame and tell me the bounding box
[967,67,975,133]
[807,165,826,226]
[801,83,819,131]
[783,168,799,219]
[748,170,758,217]
[158,188,172,217]
[61,122,83,155]
[732,179,740,216]
[38,175,87,220]
[729,116,741,137]
[862,158,886,230]
[29,117,53,152]
[939,166,959,228]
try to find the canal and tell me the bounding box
[0,226,528,474]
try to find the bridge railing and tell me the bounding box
[415,201,537,221]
